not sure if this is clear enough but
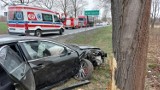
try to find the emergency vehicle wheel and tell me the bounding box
[35,30,42,37]
[62,29,64,32]
[59,29,63,35]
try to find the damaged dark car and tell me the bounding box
[0,36,107,90]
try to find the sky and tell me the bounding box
[0,7,6,16]
[85,0,109,18]
[85,0,96,10]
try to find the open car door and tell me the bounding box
[0,45,35,90]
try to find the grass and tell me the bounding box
[66,26,113,57]
[0,22,7,34]
[145,27,160,90]
[53,26,113,90]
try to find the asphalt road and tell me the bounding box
[43,25,106,38]
[0,25,107,38]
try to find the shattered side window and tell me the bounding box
[0,46,22,73]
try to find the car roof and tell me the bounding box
[0,35,41,45]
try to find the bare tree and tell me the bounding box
[35,0,56,10]
[35,0,72,18]
[111,0,151,90]
[151,0,160,28]
[0,0,36,7]
[0,0,9,7]
[97,0,110,9]
[70,0,87,18]
[55,0,71,18]
[96,0,111,22]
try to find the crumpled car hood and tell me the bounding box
[78,46,98,49]
[66,44,102,58]
[67,44,100,50]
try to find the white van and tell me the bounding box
[7,5,64,37]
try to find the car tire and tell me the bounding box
[74,59,94,81]
[62,28,64,32]
[35,30,42,37]
[59,29,63,35]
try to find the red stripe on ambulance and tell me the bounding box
[8,24,25,28]
[28,24,60,28]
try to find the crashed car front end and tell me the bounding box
[68,44,107,67]
[84,48,107,66]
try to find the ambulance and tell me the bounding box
[7,5,65,37]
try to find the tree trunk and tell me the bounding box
[74,8,77,18]
[64,0,67,18]
[111,0,151,90]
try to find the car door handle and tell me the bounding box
[37,63,45,68]
[33,64,45,70]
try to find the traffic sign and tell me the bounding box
[85,10,99,16]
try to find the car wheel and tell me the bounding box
[62,28,64,32]
[59,29,63,35]
[74,59,94,81]
[35,30,42,37]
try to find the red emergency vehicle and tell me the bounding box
[78,15,94,27]
[62,17,79,29]
[7,5,64,37]
[78,16,88,27]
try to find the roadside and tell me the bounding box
[51,26,112,90]
[145,27,160,90]
[0,22,7,34]
[52,26,160,90]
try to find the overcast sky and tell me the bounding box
[85,0,96,10]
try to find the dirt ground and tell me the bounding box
[145,27,160,90]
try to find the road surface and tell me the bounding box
[0,25,107,38]
[42,25,105,38]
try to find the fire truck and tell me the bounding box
[62,17,79,29]
[7,5,64,37]
[78,15,94,27]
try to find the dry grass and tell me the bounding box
[52,26,160,90]
[52,26,112,90]
[145,27,160,90]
